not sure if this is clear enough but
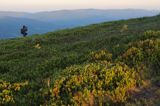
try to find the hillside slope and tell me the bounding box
[0,15,160,105]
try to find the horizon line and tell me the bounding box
[0,8,159,13]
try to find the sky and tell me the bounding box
[0,0,160,12]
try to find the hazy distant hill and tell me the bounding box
[0,9,159,38]
[0,17,61,38]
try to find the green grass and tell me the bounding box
[0,15,160,105]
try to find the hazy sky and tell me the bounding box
[0,0,160,12]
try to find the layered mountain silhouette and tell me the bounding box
[0,9,159,38]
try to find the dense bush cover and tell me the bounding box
[129,39,159,56]
[118,38,160,67]
[0,80,28,105]
[143,30,160,40]
[120,47,144,66]
[150,49,160,75]
[0,16,160,105]
[50,61,138,105]
[89,50,112,62]
[48,31,160,105]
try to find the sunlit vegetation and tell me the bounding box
[0,80,28,105]
[0,15,160,105]
[50,60,138,105]
[89,50,112,62]
[49,32,160,105]
[120,24,128,33]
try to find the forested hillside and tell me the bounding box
[0,15,160,105]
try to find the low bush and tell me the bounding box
[89,50,112,62]
[142,30,160,40]
[120,47,144,66]
[49,61,138,105]
[0,80,28,105]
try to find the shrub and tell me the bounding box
[120,24,128,33]
[129,39,159,57]
[121,39,160,77]
[142,30,160,40]
[49,61,138,105]
[120,47,144,66]
[126,39,160,64]
[89,50,112,62]
[0,80,28,105]
[150,49,160,75]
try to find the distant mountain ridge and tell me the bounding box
[0,17,59,38]
[0,9,159,38]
